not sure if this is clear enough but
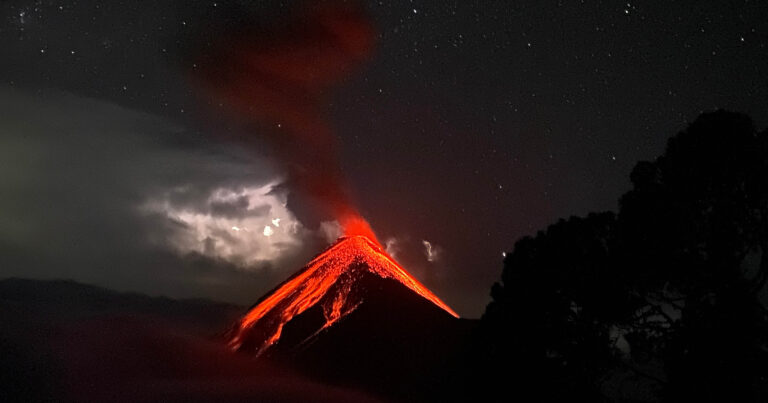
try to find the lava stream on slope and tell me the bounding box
[229,235,458,355]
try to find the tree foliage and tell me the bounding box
[481,111,768,402]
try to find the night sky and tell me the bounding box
[1,0,767,317]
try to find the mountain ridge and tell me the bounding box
[229,235,458,355]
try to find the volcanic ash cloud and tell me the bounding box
[195,1,376,237]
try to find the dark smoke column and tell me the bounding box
[195,1,378,241]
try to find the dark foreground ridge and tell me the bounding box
[0,278,392,403]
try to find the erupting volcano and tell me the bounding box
[195,2,462,363]
[229,225,458,356]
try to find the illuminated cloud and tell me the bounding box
[0,89,314,305]
[385,237,400,259]
[422,240,441,263]
[319,221,343,243]
[144,181,306,268]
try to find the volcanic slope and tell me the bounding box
[229,235,459,356]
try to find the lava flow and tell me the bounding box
[229,231,458,355]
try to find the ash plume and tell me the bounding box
[194,1,376,240]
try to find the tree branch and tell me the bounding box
[749,242,768,294]
[617,359,667,385]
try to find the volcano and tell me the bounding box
[229,235,459,357]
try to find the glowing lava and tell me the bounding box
[229,233,458,355]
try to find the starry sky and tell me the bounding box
[1,0,767,317]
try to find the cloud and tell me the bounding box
[381,235,446,286]
[422,240,442,263]
[318,221,344,243]
[385,237,400,259]
[0,88,319,304]
[144,181,307,267]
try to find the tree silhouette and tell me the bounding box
[480,111,768,402]
[480,212,625,401]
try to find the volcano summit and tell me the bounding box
[229,235,459,356]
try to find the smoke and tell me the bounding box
[194,1,376,241]
[385,237,400,259]
[422,240,441,263]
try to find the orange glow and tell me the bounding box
[340,214,380,244]
[229,233,458,354]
